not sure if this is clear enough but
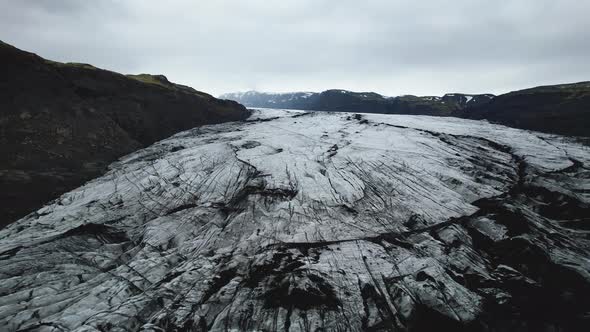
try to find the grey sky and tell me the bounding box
[1,0,589,97]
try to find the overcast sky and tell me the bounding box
[1,0,589,97]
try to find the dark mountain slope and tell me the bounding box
[460,81,590,137]
[0,40,249,227]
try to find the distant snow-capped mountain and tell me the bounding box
[221,90,495,116]
[221,91,319,110]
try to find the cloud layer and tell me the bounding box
[1,0,589,96]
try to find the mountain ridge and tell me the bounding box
[222,82,590,137]
[221,90,495,116]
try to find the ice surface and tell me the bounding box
[1,110,589,331]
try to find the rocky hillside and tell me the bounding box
[221,90,494,116]
[1,109,588,331]
[461,81,590,137]
[0,41,250,228]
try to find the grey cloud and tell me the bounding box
[1,0,588,96]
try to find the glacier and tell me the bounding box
[1,109,589,331]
